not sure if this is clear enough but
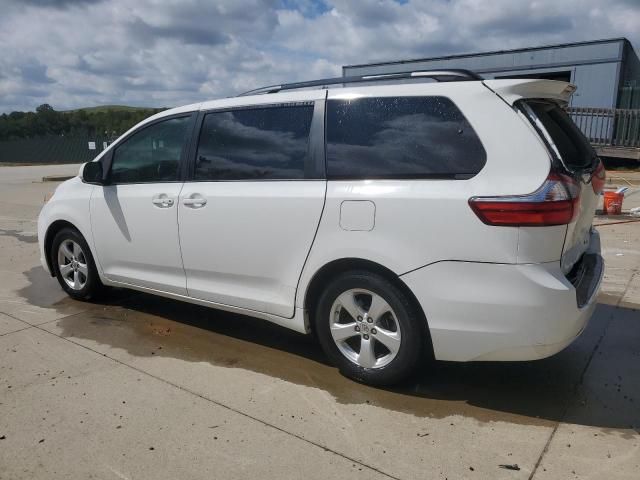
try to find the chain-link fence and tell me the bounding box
[0,134,113,164]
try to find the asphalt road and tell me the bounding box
[0,164,638,479]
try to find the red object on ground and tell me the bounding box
[603,191,624,215]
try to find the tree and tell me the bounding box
[0,105,165,141]
[35,104,54,113]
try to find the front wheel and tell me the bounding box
[51,227,104,301]
[314,270,427,386]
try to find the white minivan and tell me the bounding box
[38,70,605,385]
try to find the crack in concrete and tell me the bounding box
[528,269,639,479]
[13,315,404,480]
[0,324,33,337]
[0,310,92,333]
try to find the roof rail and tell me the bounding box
[238,69,482,96]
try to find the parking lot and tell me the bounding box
[0,164,638,480]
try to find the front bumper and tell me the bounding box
[37,206,52,275]
[401,231,604,362]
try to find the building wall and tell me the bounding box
[570,63,620,108]
[621,41,640,108]
[343,39,631,109]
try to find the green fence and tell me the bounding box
[0,134,113,164]
[619,83,640,109]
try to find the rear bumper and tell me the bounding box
[401,231,603,362]
[567,252,603,309]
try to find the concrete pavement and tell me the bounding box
[0,164,638,479]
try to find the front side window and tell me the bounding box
[110,116,191,184]
[194,104,314,181]
[326,96,486,179]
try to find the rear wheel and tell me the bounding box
[51,228,104,301]
[314,270,426,386]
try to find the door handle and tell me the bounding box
[182,194,207,208]
[152,195,174,208]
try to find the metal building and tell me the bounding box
[343,38,640,109]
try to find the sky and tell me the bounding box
[1,0,639,113]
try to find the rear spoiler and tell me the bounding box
[482,79,576,106]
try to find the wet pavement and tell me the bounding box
[0,164,639,479]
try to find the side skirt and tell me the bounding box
[101,278,309,334]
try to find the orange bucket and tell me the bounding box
[603,191,624,215]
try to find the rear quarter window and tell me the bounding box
[326,96,486,180]
[523,101,595,170]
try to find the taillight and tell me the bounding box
[591,161,606,194]
[469,173,580,227]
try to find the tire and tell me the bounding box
[51,227,105,301]
[314,270,427,386]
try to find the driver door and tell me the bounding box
[90,114,195,295]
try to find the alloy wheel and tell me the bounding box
[57,239,88,291]
[329,288,401,369]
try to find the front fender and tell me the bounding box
[37,178,102,278]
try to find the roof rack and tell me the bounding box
[238,69,482,96]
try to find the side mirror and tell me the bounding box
[81,161,104,185]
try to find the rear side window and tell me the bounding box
[195,104,314,181]
[326,96,485,179]
[524,101,595,170]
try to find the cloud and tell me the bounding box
[14,0,103,7]
[20,61,56,85]
[127,18,231,47]
[0,0,638,112]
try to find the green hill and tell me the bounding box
[0,103,166,141]
[63,105,166,114]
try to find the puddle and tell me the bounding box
[0,228,38,244]
[19,265,73,308]
[51,290,638,430]
[18,266,136,310]
[14,265,640,431]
